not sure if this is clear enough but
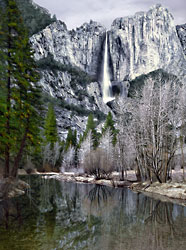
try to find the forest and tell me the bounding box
[0,0,186,185]
[0,1,186,250]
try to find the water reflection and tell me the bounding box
[0,176,185,250]
[88,185,112,204]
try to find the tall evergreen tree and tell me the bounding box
[65,128,77,151]
[102,112,117,145]
[65,128,73,152]
[0,0,42,178]
[83,114,99,149]
[44,103,58,147]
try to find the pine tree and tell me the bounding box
[102,112,117,145]
[0,0,42,177]
[64,128,78,166]
[83,114,99,149]
[65,128,73,151]
[44,103,58,147]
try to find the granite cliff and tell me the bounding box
[176,23,186,56]
[29,4,186,137]
[109,4,186,82]
[30,20,105,76]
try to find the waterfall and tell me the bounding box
[102,32,114,103]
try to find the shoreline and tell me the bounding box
[1,170,186,207]
[0,178,30,200]
[131,181,186,207]
[40,172,186,207]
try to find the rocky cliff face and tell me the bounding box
[30,4,186,84]
[30,20,106,76]
[30,4,186,137]
[177,23,186,56]
[30,20,110,138]
[39,69,110,138]
[109,4,186,82]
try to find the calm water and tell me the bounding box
[0,176,186,250]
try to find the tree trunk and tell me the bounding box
[4,24,11,178]
[136,164,142,182]
[4,74,11,178]
[180,136,185,181]
[11,123,29,178]
[163,152,168,183]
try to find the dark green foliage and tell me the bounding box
[36,54,106,121]
[36,53,95,86]
[36,53,96,103]
[83,114,99,149]
[65,128,77,151]
[44,103,58,147]
[41,91,106,121]
[59,99,106,121]
[14,0,57,36]
[0,0,42,177]
[128,69,179,98]
[102,112,118,145]
[102,112,115,132]
[36,53,68,74]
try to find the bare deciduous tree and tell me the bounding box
[78,131,93,168]
[116,76,185,183]
[62,146,75,171]
[43,142,61,171]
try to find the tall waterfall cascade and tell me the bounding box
[102,32,114,103]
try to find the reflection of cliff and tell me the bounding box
[129,201,186,250]
[80,184,186,250]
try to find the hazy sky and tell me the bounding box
[34,0,186,29]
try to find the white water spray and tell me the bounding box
[102,32,114,103]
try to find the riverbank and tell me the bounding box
[0,178,30,200]
[1,169,185,206]
[41,171,136,187]
[131,181,186,206]
[41,171,186,206]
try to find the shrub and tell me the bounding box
[83,148,114,179]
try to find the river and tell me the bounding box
[0,175,186,250]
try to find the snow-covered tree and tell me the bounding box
[78,131,93,168]
[62,146,75,171]
[99,129,115,165]
[116,75,185,183]
[43,141,61,171]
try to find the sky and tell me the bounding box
[34,0,186,30]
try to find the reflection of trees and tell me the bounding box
[141,201,185,250]
[87,188,186,250]
[0,177,101,250]
[82,185,116,219]
[0,177,186,250]
[88,185,112,205]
